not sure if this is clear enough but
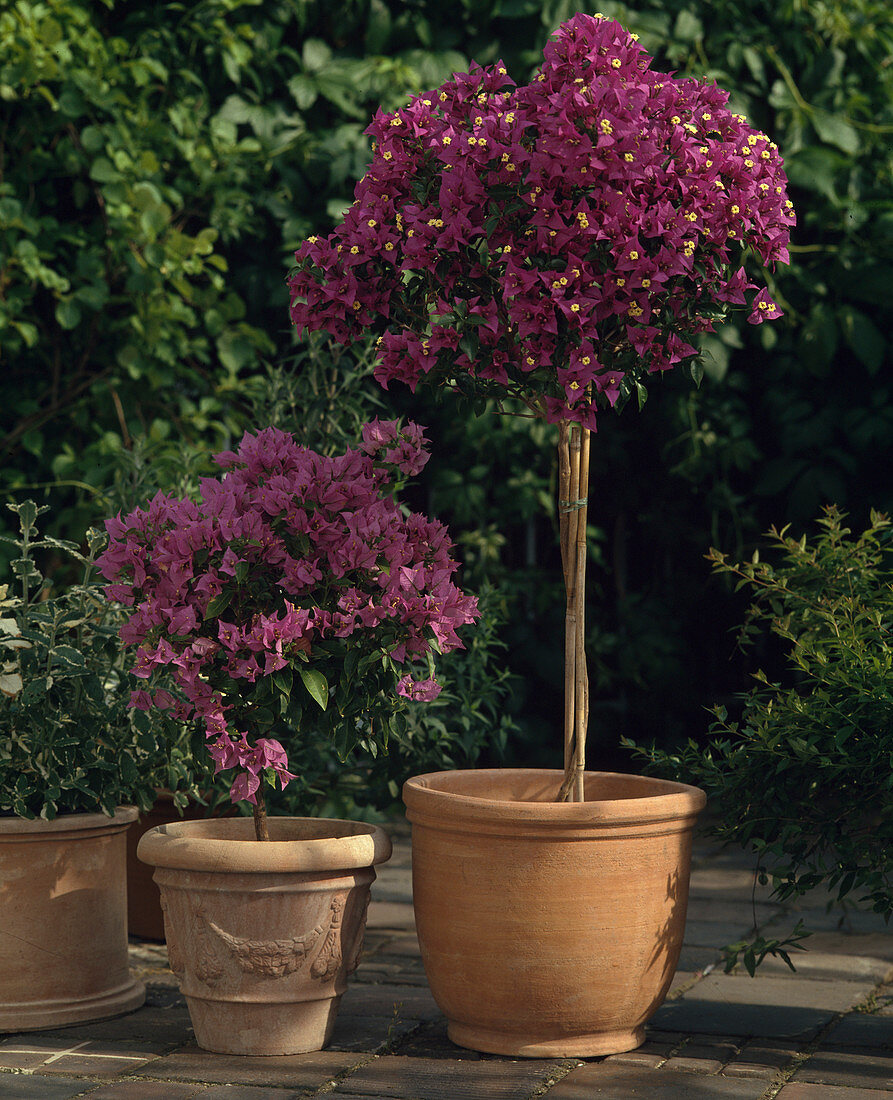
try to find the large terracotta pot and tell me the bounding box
[0,807,146,1030]
[126,790,232,941]
[137,816,392,1055]
[403,768,706,1058]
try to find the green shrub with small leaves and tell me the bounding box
[627,505,893,970]
[0,500,210,819]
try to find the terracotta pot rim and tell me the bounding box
[137,815,392,873]
[403,768,706,828]
[0,805,138,837]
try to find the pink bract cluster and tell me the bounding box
[288,14,794,429]
[98,421,479,804]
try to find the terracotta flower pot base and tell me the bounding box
[138,816,391,1056]
[403,768,706,1059]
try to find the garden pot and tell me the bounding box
[137,816,392,1055]
[126,790,233,941]
[403,768,706,1058]
[0,807,146,1030]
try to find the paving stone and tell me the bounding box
[386,1019,486,1061]
[803,932,893,964]
[651,972,870,1040]
[331,1054,568,1098]
[365,901,416,930]
[663,1039,739,1074]
[685,899,782,926]
[337,981,441,1021]
[74,1082,206,1098]
[0,1076,94,1100]
[754,952,892,983]
[200,1088,312,1099]
[722,1040,797,1079]
[327,1011,420,1054]
[823,1012,893,1049]
[0,1037,166,1077]
[777,1084,893,1099]
[10,994,194,1048]
[548,1064,769,1097]
[783,907,893,935]
[370,866,413,904]
[139,1046,363,1089]
[792,1047,893,1091]
[377,934,422,958]
[684,921,759,951]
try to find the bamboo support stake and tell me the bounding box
[573,425,591,802]
[557,420,589,802]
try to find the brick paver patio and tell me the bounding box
[1,822,890,1099]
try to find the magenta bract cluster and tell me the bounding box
[288,14,794,429]
[98,422,479,803]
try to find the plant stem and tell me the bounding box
[253,788,271,841]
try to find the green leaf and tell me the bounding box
[55,299,82,330]
[811,110,860,156]
[204,592,232,620]
[839,307,885,375]
[302,39,333,72]
[299,666,329,711]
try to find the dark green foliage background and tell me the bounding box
[2,0,891,769]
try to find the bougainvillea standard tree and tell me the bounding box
[288,14,794,801]
[99,421,479,839]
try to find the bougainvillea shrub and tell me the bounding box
[99,421,479,804]
[288,13,793,428]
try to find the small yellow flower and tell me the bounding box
[497,66,507,75]
[384,241,395,251]
[600,119,613,134]
[559,277,568,286]
[616,277,626,287]
[406,229,414,237]
[641,278,651,288]
[761,150,771,159]
[629,249,639,259]
[382,151,393,161]
[502,244,512,253]
[443,135,452,145]
[776,186,783,194]
[699,146,709,155]
[630,32,640,40]
[624,152,635,162]
[526,355,536,365]
[744,158,754,168]
[390,117,402,126]
[570,303,581,312]
[685,212,697,222]
[505,112,515,123]
[307,236,318,244]
[367,219,377,228]
[701,112,712,121]
[350,245,359,255]
[785,199,794,209]
[628,303,643,317]
[731,204,740,214]
[715,179,725,189]
[468,137,477,146]
[422,99,432,107]
[611,58,622,68]
[569,381,580,390]
[506,163,516,171]
[475,116,483,125]
[748,134,759,146]
[581,355,591,365]
[352,301,361,311]
[439,91,448,101]
[670,115,681,125]
[759,183,769,192]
